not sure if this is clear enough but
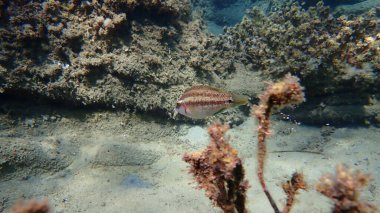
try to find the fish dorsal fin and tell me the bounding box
[185,85,224,93]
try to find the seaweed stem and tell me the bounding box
[252,74,305,213]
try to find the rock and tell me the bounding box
[0,137,75,180]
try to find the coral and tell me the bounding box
[12,199,50,213]
[183,123,249,213]
[252,74,305,213]
[316,164,378,213]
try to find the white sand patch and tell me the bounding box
[179,126,209,149]
[1,113,379,212]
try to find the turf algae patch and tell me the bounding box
[0,0,253,121]
[0,137,75,180]
[224,1,380,125]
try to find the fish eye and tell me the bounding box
[228,99,233,103]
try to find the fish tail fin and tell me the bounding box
[232,94,249,107]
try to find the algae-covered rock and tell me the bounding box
[0,0,250,121]
[0,0,379,125]
[224,1,380,125]
[300,0,368,8]
[0,137,75,180]
[0,0,191,113]
[334,0,380,17]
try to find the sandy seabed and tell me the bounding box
[0,106,379,213]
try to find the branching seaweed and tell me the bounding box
[317,164,378,213]
[183,75,377,212]
[12,199,51,213]
[183,123,249,213]
[252,74,306,212]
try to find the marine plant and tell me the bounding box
[183,123,249,213]
[317,164,377,213]
[252,74,306,213]
[11,199,51,213]
[183,74,377,213]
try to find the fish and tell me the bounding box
[174,85,249,119]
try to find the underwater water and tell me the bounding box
[0,0,380,213]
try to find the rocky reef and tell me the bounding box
[333,0,380,17]
[223,1,380,125]
[0,0,240,116]
[1,0,258,125]
[0,0,380,125]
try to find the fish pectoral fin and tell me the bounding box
[213,108,226,115]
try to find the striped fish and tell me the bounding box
[174,85,249,119]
